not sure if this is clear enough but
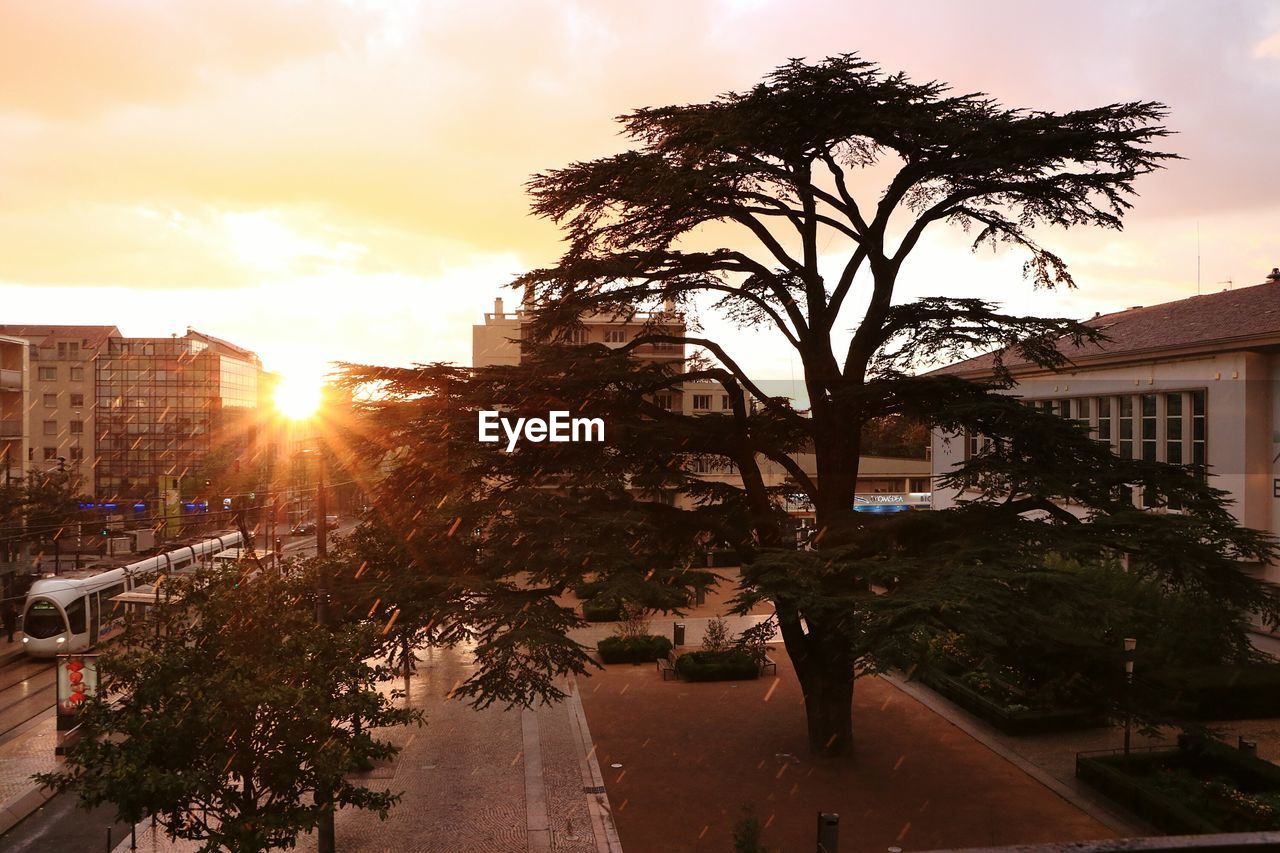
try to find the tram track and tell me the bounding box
[0,659,56,743]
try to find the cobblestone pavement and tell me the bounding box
[109,644,616,852]
[0,708,58,837]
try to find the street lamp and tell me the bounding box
[1123,637,1137,760]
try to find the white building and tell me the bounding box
[931,269,1280,586]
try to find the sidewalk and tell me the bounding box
[109,644,620,852]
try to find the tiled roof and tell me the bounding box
[0,324,121,349]
[931,278,1280,377]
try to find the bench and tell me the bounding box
[656,649,679,681]
[759,654,777,676]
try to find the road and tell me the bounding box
[0,791,132,853]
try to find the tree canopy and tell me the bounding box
[338,54,1276,757]
[37,565,420,853]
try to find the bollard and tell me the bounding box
[132,822,137,849]
[106,826,112,852]
[1239,736,1258,758]
[695,587,706,605]
[816,812,839,853]
[673,623,686,647]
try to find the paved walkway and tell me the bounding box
[108,645,619,852]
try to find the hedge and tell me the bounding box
[919,670,1102,735]
[582,598,623,622]
[1076,740,1280,833]
[1153,663,1280,720]
[598,634,673,665]
[676,650,759,682]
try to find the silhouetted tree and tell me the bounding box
[509,55,1278,755]
[345,55,1278,757]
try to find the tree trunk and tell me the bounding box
[801,666,855,756]
[316,788,335,853]
[777,606,857,758]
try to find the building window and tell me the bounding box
[1141,394,1157,461]
[603,330,627,343]
[70,393,84,408]
[38,366,56,381]
[70,447,83,462]
[69,367,83,382]
[27,447,33,461]
[655,394,674,410]
[70,420,83,435]
[1097,397,1111,441]
[43,419,57,436]
[1165,393,1183,464]
[566,329,589,345]
[43,447,56,461]
[1118,397,1134,459]
[1191,390,1206,467]
[721,394,732,410]
[910,477,931,492]
[57,341,80,359]
[1073,397,1090,426]
[43,393,57,407]
[692,394,712,411]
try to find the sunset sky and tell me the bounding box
[2,1,1278,387]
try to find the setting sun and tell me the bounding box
[273,373,323,420]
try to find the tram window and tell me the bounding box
[22,600,67,639]
[100,583,126,617]
[65,597,87,634]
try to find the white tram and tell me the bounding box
[21,531,243,658]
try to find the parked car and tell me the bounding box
[290,521,316,536]
[325,515,339,530]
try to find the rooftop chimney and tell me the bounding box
[1267,267,1280,284]
[494,296,505,315]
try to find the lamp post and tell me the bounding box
[1123,637,1137,760]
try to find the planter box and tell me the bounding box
[598,634,673,664]
[1076,741,1280,833]
[675,650,759,682]
[920,670,1102,735]
[582,599,623,622]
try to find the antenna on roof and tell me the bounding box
[1217,279,1233,292]
[1196,222,1201,296]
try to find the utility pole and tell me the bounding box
[312,445,334,853]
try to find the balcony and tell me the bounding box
[0,420,22,438]
[0,368,21,391]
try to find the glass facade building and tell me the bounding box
[94,334,263,499]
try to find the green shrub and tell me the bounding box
[701,616,732,652]
[1078,742,1280,832]
[1154,663,1280,719]
[582,598,623,622]
[732,807,769,852]
[574,579,604,600]
[676,650,759,682]
[598,634,673,664]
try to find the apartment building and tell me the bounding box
[0,325,272,503]
[930,268,1280,586]
[0,334,29,485]
[472,295,930,516]
[0,325,119,488]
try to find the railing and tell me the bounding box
[917,833,1280,852]
[0,421,22,438]
[0,368,21,390]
